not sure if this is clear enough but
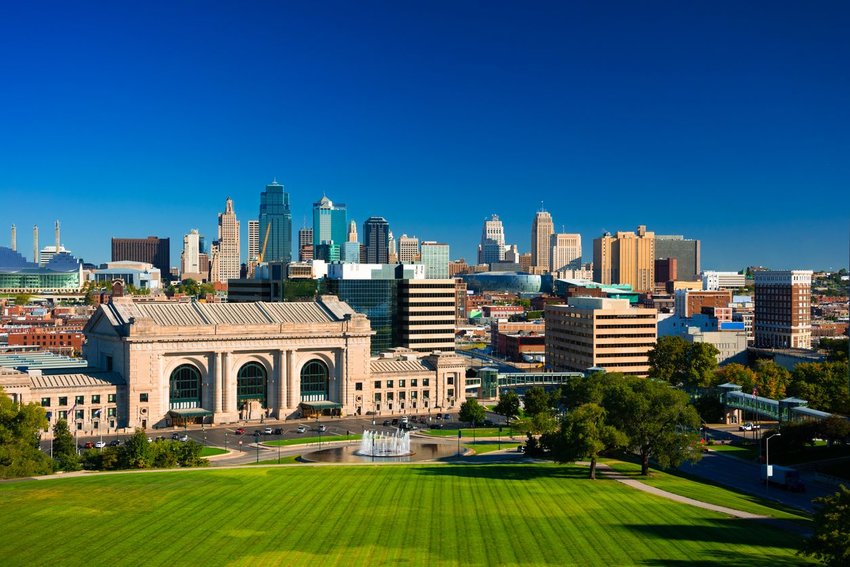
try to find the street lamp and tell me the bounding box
[765,433,781,490]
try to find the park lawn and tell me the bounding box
[200,446,228,457]
[264,434,361,447]
[423,427,511,438]
[708,444,759,461]
[464,441,512,455]
[0,464,811,566]
[603,460,811,522]
[250,455,302,465]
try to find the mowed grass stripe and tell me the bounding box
[0,464,811,566]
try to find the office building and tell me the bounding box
[347,220,358,243]
[754,270,813,349]
[91,261,162,290]
[248,220,259,262]
[550,233,582,273]
[655,258,677,284]
[180,229,201,279]
[298,227,313,262]
[209,198,241,283]
[655,235,700,281]
[111,236,170,277]
[674,289,732,317]
[341,241,361,263]
[545,297,657,377]
[592,225,655,292]
[258,180,292,264]
[420,241,449,279]
[478,214,507,265]
[312,195,347,248]
[387,230,398,264]
[702,271,746,291]
[531,209,554,272]
[363,217,390,264]
[398,279,457,353]
[397,234,420,263]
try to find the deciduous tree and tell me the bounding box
[0,388,52,478]
[493,391,520,424]
[548,403,626,479]
[800,484,850,566]
[51,419,80,472]
[459,398,486,426]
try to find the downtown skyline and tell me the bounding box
[1,1,849,271]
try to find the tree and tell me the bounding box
[683,343,719,388]
[788,361,850,415]
[493,391,520,425]
[648,336,688,384]
[603,377,702,475]
[51,419,80,472]
[14,293,32,306]
[753,359,791,400]
[523,386,552,418]
[120,429,153,469]
[714,363,757,390]
[0,388,53,479]
[547,403,626,479]
[458,398,486,427]
[800,484,850,566]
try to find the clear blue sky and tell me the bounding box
[1,1,848,271]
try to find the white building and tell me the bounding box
[702,271,746,291]
[181,229,200,277]
[550,233,582,272]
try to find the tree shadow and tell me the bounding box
[413,464,590,481]
[623,518,802,549]
[640,549,807,566]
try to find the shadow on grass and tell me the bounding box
[413,464,589,481]
[640,549,808,566]
[623,518,802,549]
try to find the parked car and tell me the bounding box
[94,441,107,449]
[171,432,180,440]
[263,427,274,435]
[430,423,443,429]
[317,424,327,433]
[253,430,262,437]
[235,427,246,435]
[108,440,121,447]
[391,418,399,426]
[443,413,452,420]
[296,425,307,433]
[382,420,391,426]
[82,441,94,449]
[178,434,189,442]
[273,428,283,435]
[739,422,760,431]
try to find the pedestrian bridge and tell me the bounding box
[719,383,835,423]
[468,368,586,399]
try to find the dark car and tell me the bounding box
[171,432,180,440]
[383,420,391,426]
[430,423,443,429]
[273,428,283,435]
[443,413,451,420]
[391,418,399,426]
[82,441,94,449]
[108,439,121,447]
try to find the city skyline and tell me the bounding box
[1,2,848,271]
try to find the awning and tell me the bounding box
[168,408,213,418]
[299,401,342,409]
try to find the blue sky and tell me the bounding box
[1,1,848,271]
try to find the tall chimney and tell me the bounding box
[33,225,39,264]
[55,219,61,256]
[11,224,16,252]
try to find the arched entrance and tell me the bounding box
[237,362,268,420]
[299,359,340,418]
[169,364,202,409]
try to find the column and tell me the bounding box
[275,350,285,417]
[214,352,223,414]
[224,352,237,414]
[287,350,299,410]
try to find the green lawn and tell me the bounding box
[200,446,228,457]
[0,464,811,566]
[708,443,759,461]
[424,427,513,438]
[604,460,810,522]
[464,441,513,455]
[263,434,361,447]
[249,455,302,465]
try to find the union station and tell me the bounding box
[1,296,467,433]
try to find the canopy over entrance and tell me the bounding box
[300,401,342,418]
[168,408,213,426]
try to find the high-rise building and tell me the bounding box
[248,220,259,262]
[298,227,313,262]
[754,270,812,349]
[258,180,292,264]
[347,220,358,243]
[212,198,241,283]
[421,241,450,279]
[363,217,390,264]
[655,235,701,282]
[550,233,582,273]
[387,230,398,264]
[545,297,657,377]
[112,236,170,278]
[312,195,347,248]
[181,229,200,277]
[398,279,457,352]
[531,209,554,272]
[397,234,420,263]
[478,214,506,265]
[593,225,655,292]
[674,289,732,318]
[655,258,677,284]
[702,271,746,291]
[341,241,361,263]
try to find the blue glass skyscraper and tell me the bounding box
[258,180,292,264]
[312,195,347,247]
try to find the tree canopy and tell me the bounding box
[546,403,626,479]
[0,388,52,479]
[801,484,850,566]
[52,419,80,472]
[493,390,520,423]
[648,336,719,388]
[458,398,486,426]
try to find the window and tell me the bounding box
[169,364,202,409]
[448,388,454,398]
[58,396,68,406]
[374,381,381,389]
[411,379,417,387]
[91,395,100,404]
[75,395,84,405]
[108,394,116,403]
[75,410,84,421]
[355,382,363,391]
[58,410,67,420]
[423,378,430,387]
[300,360,329,402]
[108,408,117,417]
[92,408,101,419]
[387,392,394,401]
[140,393,149,403]
[374,393,381,402]
[399,392,406,400]
[386,380,394,389]
[105,355,113,372]
[447,376,454,385]
[399,380,405,388]
[237,362,268,408]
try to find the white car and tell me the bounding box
[94,441,107,449]
[296,425,307,434]
[739,422,760,431]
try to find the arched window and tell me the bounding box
[169,364,202,409]
[237,362,268,408]
[300,360,329,402]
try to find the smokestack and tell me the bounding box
[11,224,16,252]
[33,225,39,264]
[55,219,61,256]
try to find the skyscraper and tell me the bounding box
[212,198,240,283]
[421,241,450,279]
[593,225,655,292]
[754,270,812,349]
[655,235,701,282]
[363,217,390,264]
[181,229,200,276]
[550,233,582,272]
[347,220,358,243]
[112,236,170,277]
[298,227,313,262]
[397,234,420,263]
[531,209,554,272]
[258,180,292,264]
[248,220,259,262]
[478,214,506,265]
[312,195,347,248]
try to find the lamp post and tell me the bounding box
[224,431,228,452]
[278,431,281,464]
[765,433,781,490]
[254,432,260,463]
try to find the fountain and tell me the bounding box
[358,430,412,457]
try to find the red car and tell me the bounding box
[234,428,245,435]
